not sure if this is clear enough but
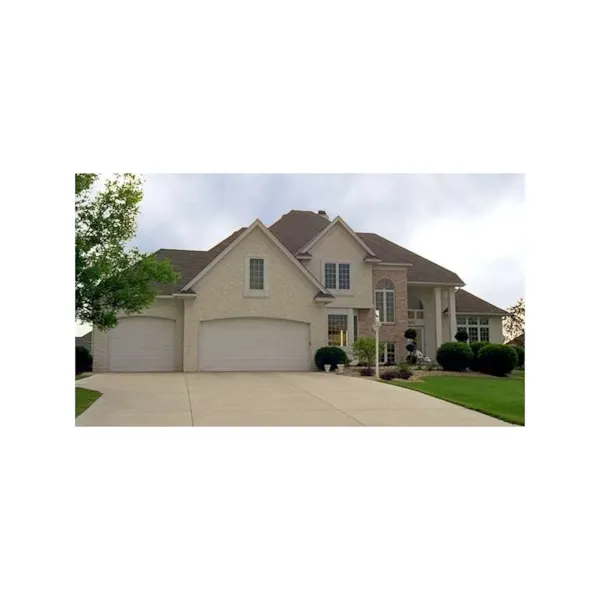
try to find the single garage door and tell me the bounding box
[199,318,311,371]
[108,317,177,372]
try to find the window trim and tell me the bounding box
[322,261,353,294]
[375,279,395,324]
[327,313,349,347]
[244,254,269,297]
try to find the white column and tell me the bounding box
[434,287,443,349]
[448,287,457,342]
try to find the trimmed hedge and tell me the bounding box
[515,346,525,368]
[436,342,473,372]
[469,341,490,371]
[478,344,518,377]
[314,346,349,371]
[76,346,93,374]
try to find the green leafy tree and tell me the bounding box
[503,297,525,343]
[76,173,179,330]
[352,336,384,367]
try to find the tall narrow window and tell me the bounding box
[324,263,337,289]
[353,314,359,342]
[375,279,395,323]
[248,258,264,290]
[328,314,348,346]
[338,264,350,289]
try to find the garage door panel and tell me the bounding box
[199,318,310,371]
[109,317,176,372]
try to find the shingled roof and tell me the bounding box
[153,210,467,293]
[356,232,464,285]
[453,289,508,315]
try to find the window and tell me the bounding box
[458,316,490,343]
[245,255,268,297]
[324,262,351,291]
[328,314,348,346]
[379,342,396,365]
[353,314,358,342]
[249,258,264,290]
[408,294,424,320]
[375,279,395,323]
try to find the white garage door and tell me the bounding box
[108,317,177,372]
[199,318,311,371]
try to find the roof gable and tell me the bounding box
[268,210,330,254]
[297,216,377,257]
[181,219,331,295]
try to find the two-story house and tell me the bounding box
[92,210,508,372]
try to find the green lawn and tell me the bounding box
[76,387,102,417]
[394,373,525,425]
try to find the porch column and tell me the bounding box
[182,297,198,372]
[448,287,457,342]
[434,286,443,349]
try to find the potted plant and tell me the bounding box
[324,364,331,372]
[336,363,345,373]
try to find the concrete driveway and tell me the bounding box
[76,373,510,426]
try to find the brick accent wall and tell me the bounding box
[357,268,408,361]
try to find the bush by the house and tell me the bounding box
[352,336,384,368]
[478,344,518,377]
[404,328,417,341]
[469,341,490,371]
[76,346,93,374]
[515,346,525,368]
[314,346,349,371]
[455,330,469,343]
[360,367,374,376]
[395,364,413,380]
[436,342,473,372]
[380,370,398,381]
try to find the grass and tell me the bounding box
[394,372,525,425]
[76,387,102,417]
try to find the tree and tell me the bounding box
[352,336,384,367]
[503,297,525,343]
[76,174,179,330]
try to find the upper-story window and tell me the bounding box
[245,255,268,297]
[324,262,350,290]
[375,279,395,323]
[457,317,490,342]
[408,294,424,320]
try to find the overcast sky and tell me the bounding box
[77,174,524,335]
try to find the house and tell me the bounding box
[76,331,92,352]
[92,210,508,372]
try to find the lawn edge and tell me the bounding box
[387,379,524,426]
[75,387,103,418]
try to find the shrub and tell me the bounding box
[406,354,417,365]
[395,364,413,380]
[436,342,473,372]
[469,341,490,371]
[478,344,518,377]
[404,328,417,340]
[76,346,93,374]
[314,346,349,371]
[405,342,417,353]
[360,367,374,376]
[384,361,396,367]
[454,330,469,342]
[352,336,384,367]
[380,370,399,381]
[515,346,525,368]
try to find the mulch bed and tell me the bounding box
[340,366,494,382]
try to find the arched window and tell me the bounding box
[375,279,395,323]
[408,294,424,320]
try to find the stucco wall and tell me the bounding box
[92,298,184,372]
[187,227,327,371]
[304,224,373,309]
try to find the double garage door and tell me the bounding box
[199,318,311,371]
[107,317,310,372]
